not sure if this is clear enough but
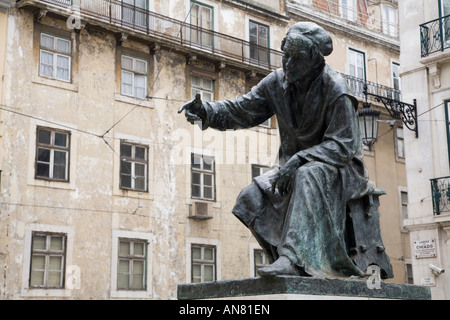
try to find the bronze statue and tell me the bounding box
[179,22,393,279]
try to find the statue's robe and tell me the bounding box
[202,64,373,277]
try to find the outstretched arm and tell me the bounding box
[178,74,275,131]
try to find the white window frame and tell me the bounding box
[249,20,270,65]
[398,187,408,228]
[191,244,216,283]
[121,55,148,99]
[111,230,153,299]
[39,33,72,82]
[36,127,70,182]
[21,224,75,298]
[348,48,366,80]
[121,0,148,27]
[117,238,147,291]
[253,249,270,277]
[381,4,398,37]
[395,126,405,161]
[120,141,148,192]
[29,232,67,289]
[392,62,401,90]
[441,0,450,43]
[339,0,357,22]
[191,153,215,201]
[190,0,214,48]
[190,75,214,102]
[251,164,270,179]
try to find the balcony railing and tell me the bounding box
[20,0,401,99]
[290,0,399,39]
[430,176,450,216]
[339,73,401,103]
[420,14,450,57]
[22,0,283,72]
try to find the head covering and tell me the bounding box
[286,22,333,56]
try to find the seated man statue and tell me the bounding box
[179,22,378,278]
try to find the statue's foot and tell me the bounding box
[257,255,301,277]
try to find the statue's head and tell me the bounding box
[281,22,333,84]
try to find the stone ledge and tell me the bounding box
[177,276,431,300]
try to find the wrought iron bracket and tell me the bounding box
[363,84,418,138]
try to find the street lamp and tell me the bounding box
[359,83,418,146]
[358,100,380,146]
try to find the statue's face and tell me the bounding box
[282,36,313,84]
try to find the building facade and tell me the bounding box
[399,0,450,299]
[0,0,407,299]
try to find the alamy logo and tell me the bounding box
[66,265,81,290]
[366,265,381,290]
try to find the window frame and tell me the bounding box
[400,190,408,222]
[121,54,149,99]
[191,244,216,283]
[253,249,270,277]
[120,141,149,192]
[445,101,450,170]
[190,0,214,48]
[348,48,366,81]
[249,20,270,65]
[190,75,215,102]
[391,61,401,100]
[439,0,450,44]
[381,4,398,37]
[35,127,70,182]
[251,164,270,180]
[339,0,357,22]
[39,32,72,82]
[117,238,148,291]
[191,153,215,201]
[395,126,405,161]
[121,0,148,28]
[29,232,67,289]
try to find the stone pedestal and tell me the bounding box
[178,276,431,300]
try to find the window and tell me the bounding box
[191,154,215,200]
[191,75,214,102]
[348,48,366,95]
[405,262,414,284]
[382,4,398,37]
[39,33,71,82]
[122,0,147,27]
[251,164,270,179]
[121,55,148,99]
[348,48,365,80]
[249,20,270,65]
[29,232,66,288]
[253,249,269,277]
[400,191,408,221]
[259,118,272,128]
[445,101,450,169]
[190,1,213,48]
[340,0,357,22]
[392,62,401,100]
[117,238,147,290]
[36,127,70,181]
[440,0,450,43]
[120,142,148,192]
[191,244,216,283]
[395,127,405,160]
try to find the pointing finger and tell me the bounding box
[178,101,193,114]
